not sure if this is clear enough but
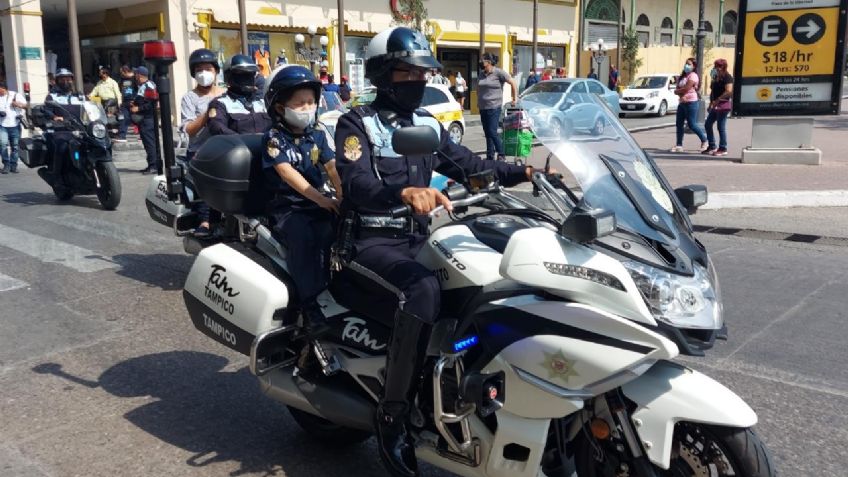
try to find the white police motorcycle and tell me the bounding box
[170,94,775,477]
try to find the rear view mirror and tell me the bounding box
[675,185,708,214]
[560,208,616,243]
[392,126,440,156]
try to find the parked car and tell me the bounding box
[351,84,466,144]
[619,73,679,117]
[317,90,347,138]
[505,78,621,139]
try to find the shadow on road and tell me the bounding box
[1,191,105,210]
[32,351,383,477]
[111,253,194,291]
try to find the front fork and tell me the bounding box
[575,392,660,477]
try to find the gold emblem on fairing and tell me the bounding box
[540,350,579,383]
[343,135,362,161]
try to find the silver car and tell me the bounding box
[506,79,621,139]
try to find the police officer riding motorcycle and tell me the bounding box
[27,68,121,209]
[207,54,271,136]
[333,27,542,477]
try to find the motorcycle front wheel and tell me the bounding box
[95,162,122,210]
[574,423,776,477]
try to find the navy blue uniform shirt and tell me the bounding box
[262,126,335,206]
[334,104,528,216]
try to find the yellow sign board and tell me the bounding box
[734,0,847,116]
[741,7,839,77]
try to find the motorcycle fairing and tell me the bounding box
[621,361,757,469]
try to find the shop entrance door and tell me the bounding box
[437,48,477,110]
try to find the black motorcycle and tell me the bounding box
[21,100,122,210]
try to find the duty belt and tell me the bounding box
[357,214,421,239]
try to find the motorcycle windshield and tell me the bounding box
[81,102,106,123]
[518,91,683,244]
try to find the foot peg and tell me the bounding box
[311,340,341,376]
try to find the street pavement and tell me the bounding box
[1,106,848,476]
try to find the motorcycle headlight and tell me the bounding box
[647,91,659,99]
[624,260,723,330]
[90,122,107,139]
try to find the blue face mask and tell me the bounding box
[710,68,718,80]
[683,64,693,73]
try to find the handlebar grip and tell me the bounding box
[390,204,412,219]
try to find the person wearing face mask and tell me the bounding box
[262,64,342,334]
[333,27,542,477]
[206,54,272,137]
[703,58,733,157]
[43,68,86,189]
[477,52,518,161]
[671,57,708,153]
[180,48,226,237]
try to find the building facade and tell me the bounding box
[1,0,580,114]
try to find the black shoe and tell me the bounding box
[9,165,18,173]
[301,301,329,337]
[0,165,7,174]
[376,310,430,477]
[139,166,156,174]
[376,402,418,477]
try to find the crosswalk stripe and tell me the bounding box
[0,272,28,292]
[0,224,118,273]
[38,212,172,247]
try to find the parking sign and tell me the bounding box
[733,0,847,116]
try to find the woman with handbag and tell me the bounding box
[704,58,733,157]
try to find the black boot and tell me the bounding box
[0,164,8,174]
[376,310,430,477]
[301,299,329,337]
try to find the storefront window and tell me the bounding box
[344,36,372,92]
[210,28,305,82]
[513,45,566,79]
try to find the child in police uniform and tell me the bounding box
[262,65,342,333]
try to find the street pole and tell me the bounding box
[577,0,585,77]
[695,0,706,120]
[479,0,485,58]
[238,0,249,55]
[67,0,83,93]
[338,0,346,77]
[616,0,622,77]
[532,0,538,75]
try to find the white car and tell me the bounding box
[352,84,466,144]
[619,73,680,117]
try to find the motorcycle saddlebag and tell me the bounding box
[144,175,198,234]
[188,133,271,216]
[183,243,290,355]
[19,137,48,168]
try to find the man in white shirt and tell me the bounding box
[0,81,28,174]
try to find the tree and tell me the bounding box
[391,0,429,34]
[621,27,643,85]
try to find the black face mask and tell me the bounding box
[57,82,73,93]
[383,80,427,115]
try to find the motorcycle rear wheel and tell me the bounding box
[574,423,776,477]
[95,162,122,210]
[287,406,371,446]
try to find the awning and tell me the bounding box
[514,31,571,45]
[210,2,329,29]
[437,40,502,49]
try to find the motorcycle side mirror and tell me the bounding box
[675,185,708,214]
[392,125,440,156]
[560,208,616,243]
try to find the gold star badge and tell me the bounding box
[207,107,217,118]
[540,350,579,384]
[343,135,362,161]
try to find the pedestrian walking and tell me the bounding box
[429,68,449,85]
[130,66,159,174]
[525,70,539,90]
[541,70,552,81]
[670,57,708,153]
[608,64,620,91]
[704,58,733,157]
[0,81,27,174]
[339,75,352,102]
[454,72,467,108]
[477,53,518,161]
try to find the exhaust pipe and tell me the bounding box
[259,367,375,432]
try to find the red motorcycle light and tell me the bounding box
[143,41,176,62]
[23,82,30,92]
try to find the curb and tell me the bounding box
[702,190,848,210]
